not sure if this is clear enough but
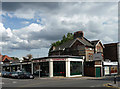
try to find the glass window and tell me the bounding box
[33,62,49,77]
[70,61,82,75]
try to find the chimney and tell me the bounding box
[73,31,84,39]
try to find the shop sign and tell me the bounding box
[52,59,65,61]
[33,60,40,62]
[40,59,47,62]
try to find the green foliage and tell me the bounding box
[51,33,73,47]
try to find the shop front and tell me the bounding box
[33,62,49,77]
[2,56,84,78]
[103,61,118,76]
[32,56,84,78]
[53,61,66,76]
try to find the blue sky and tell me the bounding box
[2,13,43,29]
[0,2,118,58]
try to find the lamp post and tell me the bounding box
[20,60,22,71]
[10,61,12,72]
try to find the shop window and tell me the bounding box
[33,62,49,77]
[110,66,117,74]
[70,61,82,75]
[53,61,66,76]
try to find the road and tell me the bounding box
[1,76,119,88]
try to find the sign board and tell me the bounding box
[33,60,40,63]
[93,53,103,61]
[39,59,47,62]
[103,61,118,66]
[52,59,65,61]
[33,59,48,62]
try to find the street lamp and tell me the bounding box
[20,60,23,71]
[10,61,12,72]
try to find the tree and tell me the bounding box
[23,54,33,61]
[61,35,66,44]
[66,33,73,40]
[51,32,73,47]
[27,54,33,60]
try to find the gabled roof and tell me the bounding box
[91,40,104,48]
[0,55,13,62]
[53,39,75,51]
[77,37,93,47]
[51,37,94,51]
[91,40,100,46]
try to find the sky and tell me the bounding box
[0,1,118,59]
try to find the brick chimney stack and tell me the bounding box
[73,31,84,39]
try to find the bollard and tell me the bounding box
[114,75,116,84]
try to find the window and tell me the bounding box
[70,61,82,75]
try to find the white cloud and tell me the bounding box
[1,2,118,57]
[0,22,50,53]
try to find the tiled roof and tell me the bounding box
[52,37,94,51]
[0,55,13,62]
[54,39,75,51]
[77,37,93,47]
[91,40,100,46]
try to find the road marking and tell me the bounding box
[13,81,17,83]
[90,86,95,87]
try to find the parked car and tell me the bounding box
[11,72,17,78]
[12,71,34,79]
[9,72,13,78]
[23,72,34,79]
[1,71,7,77]
[4,72,11,78]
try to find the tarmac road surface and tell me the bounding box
[1,76,119,88]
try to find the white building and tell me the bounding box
[32,56,84,77]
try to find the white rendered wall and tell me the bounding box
[67,58,84,77]
[66,59,70,77]
[49,59,53,77]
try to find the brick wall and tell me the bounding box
[84,66,95,77]
[104,43,118,61]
